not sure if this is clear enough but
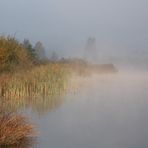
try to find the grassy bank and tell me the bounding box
[0,63,69,146]
[0,64,69,99]
[0,36,71,146]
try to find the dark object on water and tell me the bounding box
[67,61,118,76]
[90,64,118,73]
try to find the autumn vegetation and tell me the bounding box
[0,36,67,146]
[0,113,35,146]
[0,35,117,146]
[0,35,69,95]
[0,36,31,72]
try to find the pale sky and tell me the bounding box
[0,0,148,62]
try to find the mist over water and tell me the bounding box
[0,0,148,147]
[22,70,148,148]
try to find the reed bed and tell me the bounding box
[0,64,68,99]
[0,113,35,146]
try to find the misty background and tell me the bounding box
[0,0,148,70]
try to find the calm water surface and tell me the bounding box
[23,72,148,148]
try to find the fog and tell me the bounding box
[24,71,148,148]
[0,0,148,70]
[1,1,148,147]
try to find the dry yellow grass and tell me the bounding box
[0,64,69,99]
[0,113,36,146]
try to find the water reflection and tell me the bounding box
[0,93,66,148]
[27,95,65,115]
[0,94,66,115]
[1,72,148,148]
[30,72,148,148]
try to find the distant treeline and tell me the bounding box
[0,35,117,74]
[0,36,46,73]
[0,35,88,73]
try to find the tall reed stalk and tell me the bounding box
[0,64,68,99]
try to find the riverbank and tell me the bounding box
[0,64,69,99]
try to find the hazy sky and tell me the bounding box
[0,0,148,58]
